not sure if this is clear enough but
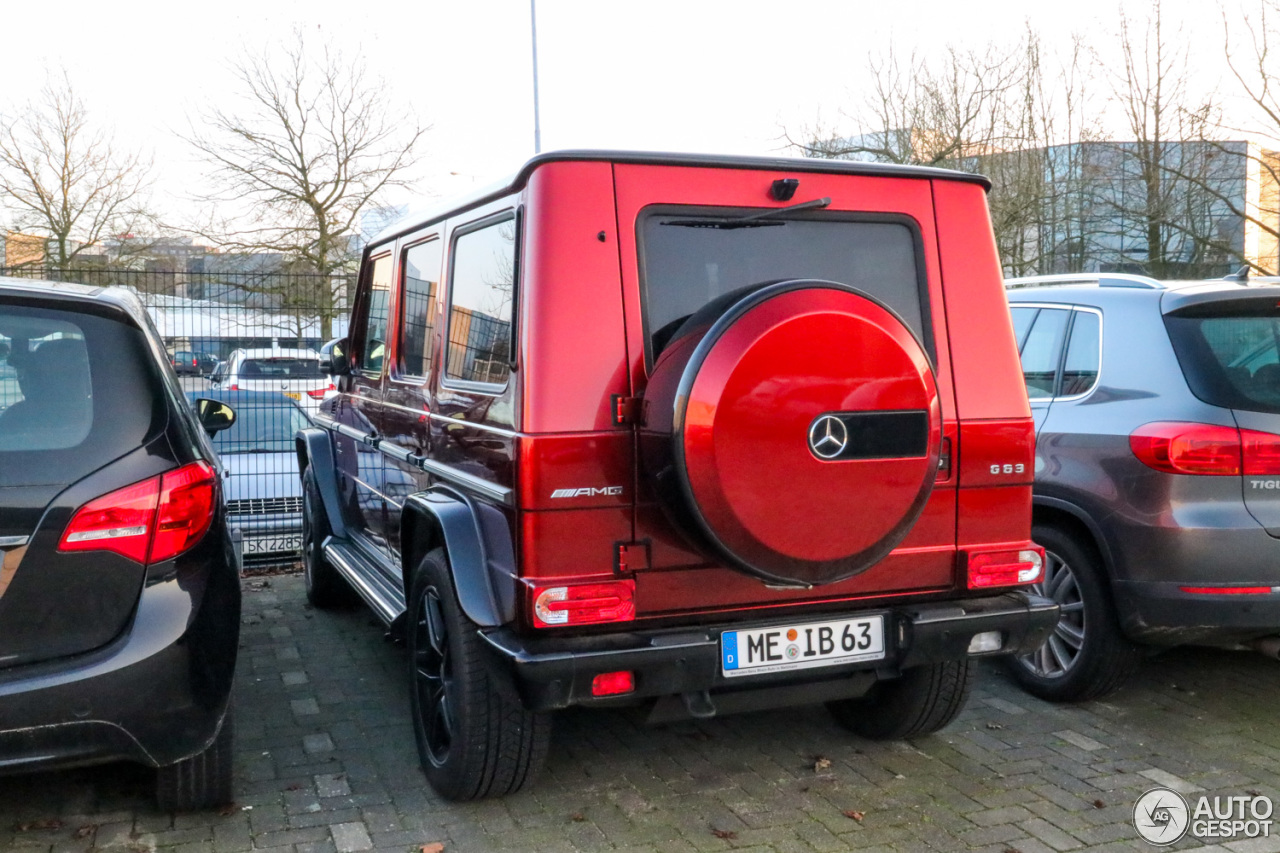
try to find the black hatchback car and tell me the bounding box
[1006,272,1280,701]
[0,276,240,810]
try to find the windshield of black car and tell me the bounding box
[209,399,310,453]
[240,357,323,378]
[639,208,928,363]
[1167,307,1280,414]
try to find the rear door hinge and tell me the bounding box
[611,395,643,426]
[613,540,651,575]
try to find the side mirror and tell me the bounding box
[320,337,351,377]
[194,398,236,436]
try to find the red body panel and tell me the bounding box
[930,181,1031,422]
[517,433,632,511]
[521,162,630,434]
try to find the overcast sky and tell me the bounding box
[0,0,1253,227]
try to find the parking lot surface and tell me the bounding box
[4,571,1280,853]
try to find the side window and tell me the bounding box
[445,217,516,386]
[358,254,392,374]
[1009,306,1038,350]
[1060,311,1102,396]
[1019,307,1070,398]
[398,238,442,379]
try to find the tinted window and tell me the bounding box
[240,357,323,378]
[207,398,311,453]
[1019,307,1069,397]
[0,302,162,487]
[359,255,392,373]
[446,218,515,386]
[1061,311,1101,396]
[399,238,442,378]
[1167,309,1280,413]
[1009,306,1038,349]
[640,212,924,360]
[0,317,90,450]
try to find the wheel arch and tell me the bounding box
[400,487,517,628]
[296,427,346,538]
[1031,496,1114,582]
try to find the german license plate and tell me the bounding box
[284,391,301,401]
[244,535,301,554]
[721,615,885,677]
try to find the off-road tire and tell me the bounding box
[408,548,550,800]
[302,466,353,608]
[1006,523,1143,702]
[156,709,234,811]
[827,659,973,739]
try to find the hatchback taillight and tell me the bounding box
[1130,422,1280,476]
[307,383,335,399]
[59,461,217,564]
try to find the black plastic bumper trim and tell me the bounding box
[480,591,1058,712]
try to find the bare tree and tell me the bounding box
[781,32,1102,275]
[187,33,427,335]
[1101,4,1231,277]
[1156,0,1280,276]
[0,72,152,273]
[783,42,1028,167]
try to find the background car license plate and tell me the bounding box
[244,535,301,554]
[722,615,885,677]
[284,391,301,401]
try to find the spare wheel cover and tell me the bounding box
[664,279,940,586]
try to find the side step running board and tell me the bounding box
[322,537,406,625]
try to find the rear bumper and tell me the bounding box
[1115,580,1280,644]
[480,591,1057,713]
[0,542,240,772]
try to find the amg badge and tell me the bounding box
[550,486,624,499]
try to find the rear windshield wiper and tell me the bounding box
[660,197,832,230]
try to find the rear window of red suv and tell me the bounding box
[639,209,928,363]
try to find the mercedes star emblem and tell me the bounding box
[808,415,849,460]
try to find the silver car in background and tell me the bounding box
[210,347,332,418]
[1005,273,1280,701]
[190,389,309,567]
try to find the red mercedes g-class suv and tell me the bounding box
[296,151,1057,800]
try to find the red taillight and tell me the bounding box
[531,580,636,627]
[1130,422,1243,475]
[966,546,1044,589]
[1180,585,1274,595]
[228,383,238,390]
[151,461,217,562]
[591,670,635,697]
[59,461,217,565]
[1242,429,1280,475]
[59,477,160,563]
[306,383,334,400]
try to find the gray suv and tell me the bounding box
[1005,273,1280,701]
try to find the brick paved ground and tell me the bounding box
[4,571,1280,852]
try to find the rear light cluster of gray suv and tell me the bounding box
[1130,421,1280,475]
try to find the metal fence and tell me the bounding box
[0,265,354,569]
